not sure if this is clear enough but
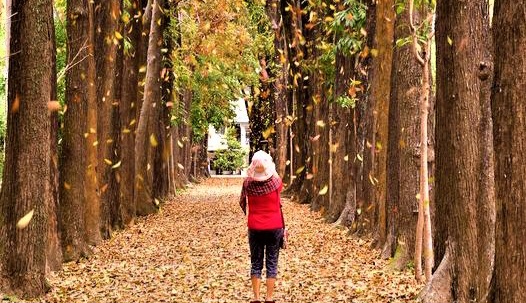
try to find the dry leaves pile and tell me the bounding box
[36,178,421,303]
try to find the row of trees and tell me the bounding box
[0,0,262,298]
[254,0,524,301]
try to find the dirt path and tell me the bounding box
[39,178,421,303]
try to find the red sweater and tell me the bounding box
[247,182,284,230]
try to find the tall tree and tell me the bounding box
[384,0,421,267]
[60,0,92,261]
[94,0,122,237]
[354,0,394,242]
[134,0,164,215]
[265,0,288,177]
[0,0,55,297]
[84,0,101,245]
[119,0,143,225]
[421,0,494,301]
[491,0,526,301]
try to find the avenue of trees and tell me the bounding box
[0,0,525,302]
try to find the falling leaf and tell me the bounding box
[64,182,71,190]
[357,154,363,162]
[262,126,275,139]
[16,210,34,229]
[447,36,453,45]
[104,159,112,165]
[11,94,20,113]
[295,166,305,174]
[115,31,123,40]
[316,120,326,127]
[48,100,61,112]
[177,140,183,148]
[150,134,158,147]
[177,163,184,170]
[344,155,349,161]
[318,185,328,196]
[112,161,122,169]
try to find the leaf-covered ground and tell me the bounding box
[35,178,421,302]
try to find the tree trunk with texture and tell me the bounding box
[421,0,495,301]
[384,0,421,268]
[84,0,101,245]
[0,0,54,297]
[491,0,526,301]
[119,0,142,226]
[60,0,93,262]
[134,0,164,216]
[94,0,121,238]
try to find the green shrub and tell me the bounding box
[214,127,247,172]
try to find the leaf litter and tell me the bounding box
[30,178,422,303]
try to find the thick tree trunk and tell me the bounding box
[328,51,355,224]
[94,0,121,238]
[119,0,142,226]
[134,0,164,216]
[84,0,101,245]
[354,0,393,243]
[0,0,54,297]
[60,0,92,262]
[265,0,288,178]
[422,0,495,301]
[491,0,526,301]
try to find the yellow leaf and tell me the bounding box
[295,166,305,174]
[357,154,363,162]
[447,36,453,45]
[64,182,71,190]
[150,134,158,147]
[262,126,275,139]
[104,159,112,165]
[318,185,328,196]
[177,140,184,148]
[111,161,122,169]
[177,163,184,170]
[16,210,34,229]
[115,31,123,40]
[316,120,326,127]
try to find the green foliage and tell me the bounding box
[54,1,67,105]
[214,127,247,172]
[332,0,368,55]
[168,0,267,141]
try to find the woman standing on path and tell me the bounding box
[240,150,285,303]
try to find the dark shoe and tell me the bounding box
[264,301,276,303]
[249,301,261,303]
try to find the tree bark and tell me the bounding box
[134,0,164,216]
[491,0,526,301]
[84,0,101,245]
[265,0,288,178]
[0,0,54,297]
[94,0,121,238]
[423,0,495,301]
[119,0,142,225]
[384,2,420,267]
[60,0,92,262]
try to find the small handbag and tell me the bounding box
[279,204,288,249]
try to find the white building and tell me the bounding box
[207,98,250,174]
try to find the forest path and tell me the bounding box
[42,178,421,303]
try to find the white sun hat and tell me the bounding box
[247,150,276,181]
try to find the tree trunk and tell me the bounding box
[354,0,393,243]
[265,0,288,178]
[94,0,121,238]
[84,0,101,245]
[47,9,62,272]
[0,0,54,297]
[328,50,356,225]
[134,0,164,216]
[491,0,526,301]
[422,0,495,301]
[119,0,142,226]
[60,0,92,262]
[384,2,420,267]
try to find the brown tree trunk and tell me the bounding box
[328,50,356,225]
[354,0,393,243]
[422,0,495,301]
[491,0,526,301]
[266,0,288,178]
[84,0,101,245]
[384,0,421,268]
[60,0,92,262]
[134,0,164,216]
[48,9,62,272]
[119,0,142,225]
[0,0,54,297]
[94,0,121,238]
